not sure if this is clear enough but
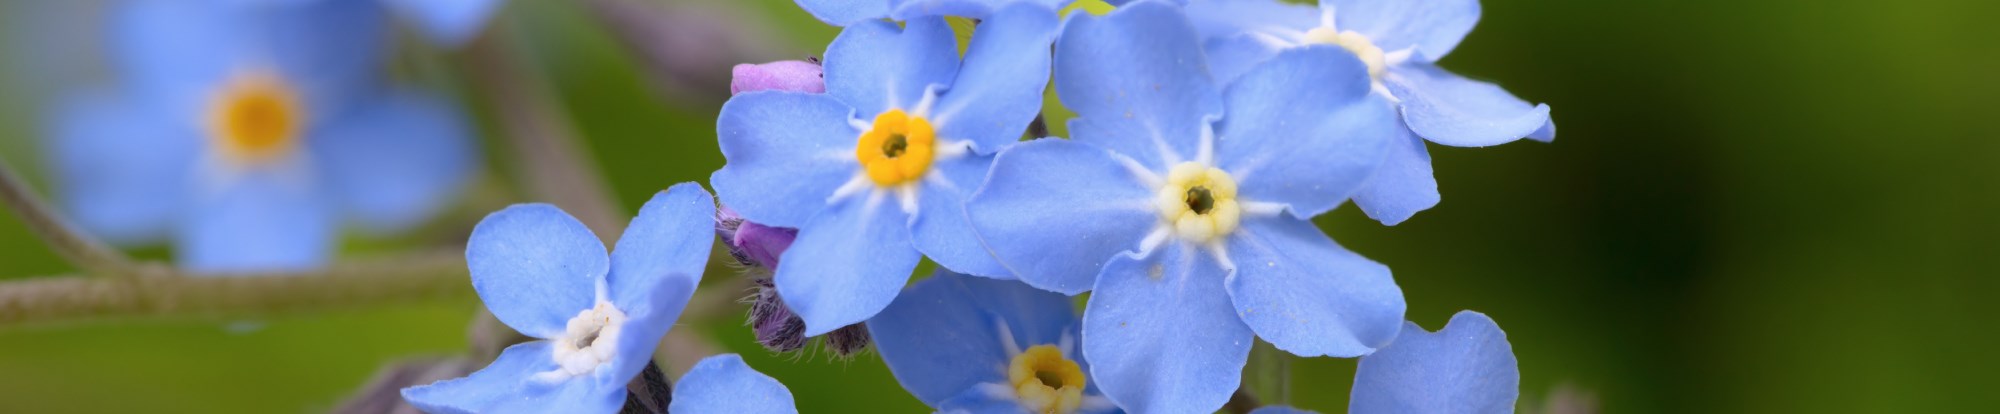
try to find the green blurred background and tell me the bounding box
[2,0,1996,412]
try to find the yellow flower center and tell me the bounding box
[205,71,304,164]
[1304,27,1387,81]
[1008,345,1087,414]
[1155,162,1241,243]
[855,109,936,186]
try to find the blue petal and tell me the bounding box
[381,0,503,46]
[934,386,1027,414]
[1326,0,1480,61]
[1387,61,1554,148]
[1054,1,1222,170]
[1084,243,1253,414]
[1351,131,1437,226]
[775,194,922,336]
[1185,0,1316,40]
[113,0,387,119]
[910,151,1012,278]
[177,170,337,274]
[602,183,716,384]
[966,140,1158,295]
[465,204,608,339]
[889,0,1073,20]
[929,3,1059,152]
[794,0,891,26]
[312,91,477,234]
[1223,216,1404,357]
[1217,46,1398,217]
[1350,311,1519,414]
[869,271,1077,405]
[401,341,626,414]
[1249,406,1319,414]
[1202,33,1285,86]
[824,17,960,119]
[669,354,799,414]
[712,92,865,228]
[44,91,198,245]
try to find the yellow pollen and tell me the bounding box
[855,109,936,186]
[1304,27,1387,81]
[205,71,304,164]
[1155,162,1241,243]
[1008,345,1087,414]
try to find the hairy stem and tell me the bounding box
[0,158,134,276]
[0,251,468,328]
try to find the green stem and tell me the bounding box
[0,251,469,328]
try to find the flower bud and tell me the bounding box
[729,59,825,95]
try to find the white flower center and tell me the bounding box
[1155,162,1241,243]
[540,300,627,381]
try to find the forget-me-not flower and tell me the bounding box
[965,2,1406,412]
[870,271,1120,414]
[711,4,1057,335]
[1184,0,1556,225]
[1251,311,1520,414]
[794,0,1074,26]
[400,183,716,413]
[47,0,476,272]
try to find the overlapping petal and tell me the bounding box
[1326,0,1481,61]
[909,151,1012,278]
[1217,46,1398,217]
[929,3,1059,152]
[775,194,922,336]
[1054,1,1221,170]
[966,140,1158,294]
[794,0,891,26]
[401,341,625,414]
[890,0,1072,20]
[712,92,865,228]
[1224,216,1405,357]
[464,204,607,339]
[1350,132,1438,226]
[869,271,1076,404]
[823,17,960,119]
[1084,244,1253,414]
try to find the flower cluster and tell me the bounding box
[41,0,1551,412]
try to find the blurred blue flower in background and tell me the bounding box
[45,0,477,273]
[869,271,1120,414]
[1186,0,1555,225]
[710,4,1056,336]
[669,354,801,414]
[794,0,1073,26]
[381,0,504,46]
[966,2,1405,412]
[400,183,715,413]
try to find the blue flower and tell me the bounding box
[711,4,1057,335]
[1254,311,1519,414]
[1351,311,1520,414]
[965,2,1406,412]
[46,0,477,273]
[794,0,1073,26]
[869,271,1121,414]
[1184,0,1556,225]
[670,354,802,414]
[400,183,717,413]
[380,0,504,46]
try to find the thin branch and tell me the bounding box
[0,158,135,276]
[0,250,468,328]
